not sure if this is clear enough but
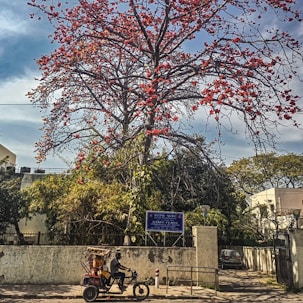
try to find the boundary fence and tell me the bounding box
[0,231,194,247]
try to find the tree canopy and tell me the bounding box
[0,167,27,243]
[23,143,248,245]
[28,0,303,165]
[26,0,303,247]
[227,153,303,195]
[24,143,163,244]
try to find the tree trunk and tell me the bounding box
[13,221,25,244]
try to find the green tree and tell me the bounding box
[151,141,227,211]
[77,137,163,241]
[227,153,303,195]
[23,173,73,242]
[0,175,27,244]
[151,146,252,244]
[25,141,163,244]
[25,142,258,246]
[26,0,303,246]
[272,154,303,188]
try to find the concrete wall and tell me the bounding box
[241,230,303,288]
[20,173,46,189]
[193,226,218,269]
[242,246,275,274]
[0,244,292,285]
[7,227,300,287]
[192,226,218,286]
[4,229,303,286]
[0,245,196,285]
[289,229,303,288]
[0,226,218,285]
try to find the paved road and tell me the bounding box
[0,298,302,303]
[1,269,303,302]
[3,299,186,303]
[218,269,303,302]
[0,300,202,303]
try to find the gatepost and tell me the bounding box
[192,226,218,286]
[289,229,303,288]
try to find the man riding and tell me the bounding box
[110,250,130,292]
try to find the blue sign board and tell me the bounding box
[146,211,184,233]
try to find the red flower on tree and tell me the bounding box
[27,0,302,165]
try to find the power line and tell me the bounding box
[0,104,33,106]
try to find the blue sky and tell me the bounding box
[0,0,72,171]
[0,0,302,172]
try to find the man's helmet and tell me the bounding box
[115,251,121,259]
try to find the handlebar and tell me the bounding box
[128,269,138,278]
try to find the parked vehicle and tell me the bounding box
[219,249,243,269]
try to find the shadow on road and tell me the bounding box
[217,269,301,302]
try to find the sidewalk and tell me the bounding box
[1,270,303,302]
[0,284,222,301]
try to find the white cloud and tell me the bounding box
[0,73,42,123]
[0,9,29,39]
[0,1,51,40]
[189,97,303,165]
[0,73,73,170]
[0,0,302,170]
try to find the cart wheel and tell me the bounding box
[83,285,99,302]
[133,282,150,301]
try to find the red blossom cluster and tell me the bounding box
[27,0,302,165]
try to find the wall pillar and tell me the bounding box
[289,229,303,288]
[192,226,218,286]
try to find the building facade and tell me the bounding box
[0,144,16,170]
[250,188,303,237]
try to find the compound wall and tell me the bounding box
[0,226,217,285]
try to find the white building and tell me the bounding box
[250,188,303,237]
[0,144,16,170]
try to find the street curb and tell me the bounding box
[0,285,226,301]
[0,294,214,300]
